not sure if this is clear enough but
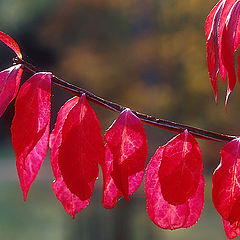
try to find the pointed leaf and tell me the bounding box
[158,130,203,205]
[221,1,240,105]
[52,178,90,219]
[205,0,240,104]
[11,72,52,200]
[58,94,105,201]
[218,0,238,81]
[205,0,223,38]
[206,0,225,102]
[103,108,148,202]
[223,219,240,239]
[101,145,145,208]
[0,64,22,117]
[212,138,240,224]
[49,96,89,218]
[0,31,22,59]
[145,146,205,230]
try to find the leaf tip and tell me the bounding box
[225,88,231,111]
[0,31,22,59]
[22,189,28,202]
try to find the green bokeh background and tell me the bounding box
[0,0,238,239]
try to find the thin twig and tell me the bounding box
[13,57,237,143]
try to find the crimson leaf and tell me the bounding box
[221,0,240,105]
[58,94,105,201]
[212,138,240,224]
[158,130,203,205]
[0,64,22,117]
[223,218,240,239]
[0,31,22,59]
[49,96,89,218]
[145,145,205,230]
[103,108,148,203]
[11,72,52,200]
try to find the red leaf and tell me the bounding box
[212,138,240,224]
[234,17,240,51]
[101,145,145,208]
[11,72,52,200]
[0,31,22,59]
[205,0,225,102]
[158,130,203,205]
[206,0,240,104]
[145,146,205,230]
[205,0,223,38]
[221,1,240,105]
[0,64,22,117]
[58,94,105,201]
[223,219,240,239]
[219,0,240,80]
[103,108,148,202]
[49,96,89,218]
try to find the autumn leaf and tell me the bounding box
[102,144,145,208]
[205,0,225,102]
[0,31,22,59]
[11,72,52,200]
[58,94,105,201]
[221,1,240,105]
[102,108,147,204]
[49,96,89,218]
[158,130,203,205]
[0,64,23,118]
[223,218,240,239]
[212,138,240,224]
[145,145,205,230]
[206,0,240,105]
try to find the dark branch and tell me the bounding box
[13,57,237,143]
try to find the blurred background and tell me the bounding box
[0,0,239,239]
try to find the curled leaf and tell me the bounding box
[49,96,89,218]
[145,146,205,230]
[11,72,52,200]
[0,64,22,118]
[103,108,148,203]
[212,138,240,224]
[58,94,105,201]
[158,130,203,205]
[0,31,22,59]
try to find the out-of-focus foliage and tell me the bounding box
[0,0,239,239]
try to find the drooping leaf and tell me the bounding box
[205,0,223,38]
[0,31,22,59]
[11,72,52,200]
[101,145,145,209]
[218,0,238,80]
[103,108,148,202]
[205,0,240,104]
[49,96,89,218]
[58,94,105,201]
[221,1,240,105]
[212,138,240,224]
[223,218,240,239]
[205,0,225,102]
[0,64,22,117]
[145,146,205,230]
[158,130,203,205]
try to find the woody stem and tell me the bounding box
[13,57,237,143]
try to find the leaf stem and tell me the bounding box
[13,57,237,143]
